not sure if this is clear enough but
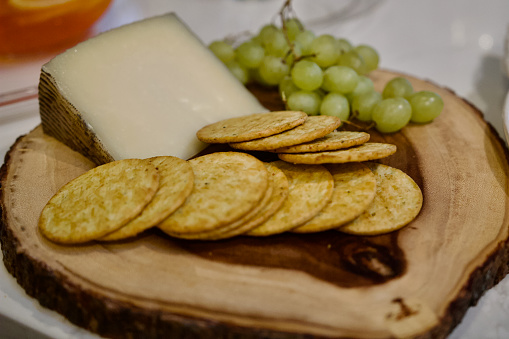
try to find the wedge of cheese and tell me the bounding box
[39,13,266,165]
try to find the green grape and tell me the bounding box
[208,40,235,63]
[337,50,368,75]
[287,90,322,115]
[236,41,265,68]
[372,98,412,133]
[314,88,327,99]
[347,75,375,101]
[284,18,303,41]
[257,24,279,46]
[279,75,300,101]
[309,34,340,68]
[321,65,359,94]
[294,30,315,54]
[382,77,413,99]
[291,60,323,91]
[226,60,250,84]
[408,91,444,123]
[337,38,353,54]
[320,92,350,120]
[249,67,270,87]
[284,41,302,68]
[351,90,382,121]
[264,29,288,57]
[354,45,379,72]
[258,55,290,86]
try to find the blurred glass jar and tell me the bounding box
[0,0,112,59]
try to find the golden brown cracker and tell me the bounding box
[170,172,274,240]
[278,142,396,164]
[158,152,268,235]
[100,156,194,241]
[229,115,341,151]
[39,159,159,244]
[196,111,307,143]
[292,163,376,233]
[272,131,370,153]
[338,163,423,235]
[247,161,334,236]
[201,161,290,239]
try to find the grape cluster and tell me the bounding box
[208,18,443,134]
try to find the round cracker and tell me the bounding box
[229,162,290,235]
[196,111,307,143]
[170,170,275,240]
[192,162,290,240]
[39,159,159,244]
[292,163,376,233]
[158,152,268,235]
[338,163,423,235]
[229,115,342,151]
[272,131,370,153]
[247,161,334,236]
[278,142,397,164]
[100,156,194,241]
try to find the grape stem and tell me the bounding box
[342,119,376,131]
[279,0,293,43]
[278,0,310,65]
[280,91,288,105]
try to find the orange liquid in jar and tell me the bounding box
[0,0,112,59]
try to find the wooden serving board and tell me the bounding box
[1,69,509,339]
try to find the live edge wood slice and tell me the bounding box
[1,69,509,339]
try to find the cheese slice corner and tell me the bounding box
[39,13,267,164]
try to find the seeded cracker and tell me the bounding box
[169,168,275,240]
[278,142,396,164]
[292,163,376,233]
[39,159,159,244]
[338,163,423,235]
[158,152,268,235]
[174,162,290,240]
[229,162,290,234]
[230,115,342,151]
[100,156,194,241]
[248,161,334,236]
[272,131,370,153]
[196,111,307,143]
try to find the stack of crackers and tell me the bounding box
[39,111,423,244]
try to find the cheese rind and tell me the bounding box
[40,13,266,163]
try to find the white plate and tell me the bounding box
[1,0,509,338]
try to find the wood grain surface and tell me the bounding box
[1,69,509,339]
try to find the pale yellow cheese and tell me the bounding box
[42,13,266,161]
